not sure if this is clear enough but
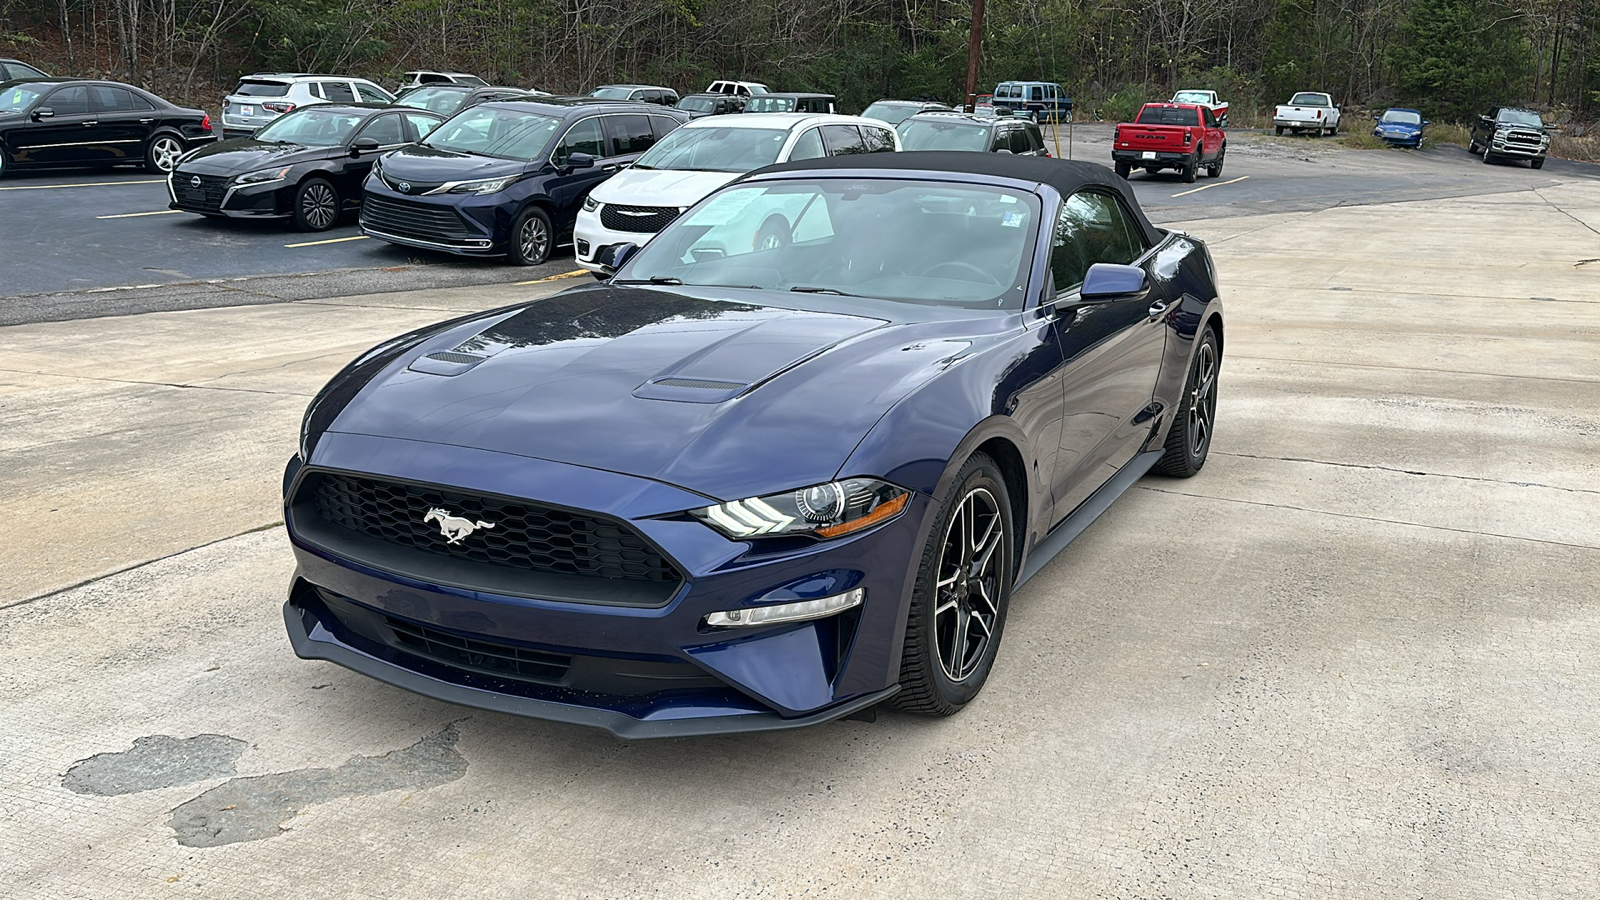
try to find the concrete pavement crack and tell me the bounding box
[1228,354,1600,385]
[0,366,316,397]
[1213,451,1600,496]
[1531,186,1600,239]
[1134,485,1600,552]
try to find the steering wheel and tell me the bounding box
[924,260,1002,285]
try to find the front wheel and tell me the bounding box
[292,177,339,231]
[508,205,553,265]
[145,134,184,173]
[1114,161,1131,179]
[894,452,1014,716]
[1482,148,1495,164]
[1153,324,1220,477]
[1531,157,1545,169]
[1468,137,1481,153]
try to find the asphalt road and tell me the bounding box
[5,125,1596,326]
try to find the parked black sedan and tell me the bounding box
[0,77,215,177]
[169,103,443,231]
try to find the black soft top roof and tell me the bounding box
[750,151,1162,246]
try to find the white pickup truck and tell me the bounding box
[1170,90,1229,127]
[1273,92,1340,136]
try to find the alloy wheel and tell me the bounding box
[151,137,183,172]
[934,486,1004,683]
[520,215,550,262]
[1187,340,1218,458]
[301,183,337,230]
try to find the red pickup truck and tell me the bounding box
[1111,103,1226,183]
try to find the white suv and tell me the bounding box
[221,74,394,139]
[575,113,899,273]
[706,80,770,97]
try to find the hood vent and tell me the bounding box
[426,350,488,365]
[653,377,746,390]
[633,376,752,404]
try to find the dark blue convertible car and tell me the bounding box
[283,153,1225,737]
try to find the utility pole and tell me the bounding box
[963,0,985,112]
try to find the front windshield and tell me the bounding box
[1290,93,1329,107]
[591,87,634,100]
[863,102,917,125]
[633,126,788,172]
[677,97,715,113]
[394,86,467,115]
[1380,109,1422,125]
[1172,91,1211,104]
[254,108,365,146]
[423,107,561,160]
[746,97,796,112]
[896,119,989,151]
[1,84,45,113]
[1497,109,1543,127]
[622,179,1041,310]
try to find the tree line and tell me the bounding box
[2,0,1596,121]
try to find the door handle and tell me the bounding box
[601,164,619,173]
[1147,298,1171,318]
[139,118,154,124]
[83,120,98,126]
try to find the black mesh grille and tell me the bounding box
[172,173,228,211]
[655,377,745,390]
[600,204,680,234]
[425,350,486,364]
[385,615,571,683]
[361,195,475,241]
[309,472,679,583]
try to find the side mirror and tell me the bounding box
[564,152,596,172]
[596,242,639,277]
[32,107,54,121]
[349,137,380,157]
[1077,263,1149,302]
[1423,120,1431,126]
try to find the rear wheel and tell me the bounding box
[292,177,339,231]
[1207,146,1225,178]
[894,452,1014,716]
[1114,161,1131,179]
[1275,125,1285,136]
[1153,324,1220,477]
[145,134,184,173]
[508,206,553,265]
[1181,151,1199,183]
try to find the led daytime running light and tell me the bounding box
[705,588,864,628]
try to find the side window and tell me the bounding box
[990,128,1010,152]
[356,113,406,145]
[554,117,605,162]
[90,86,149,112]
[401,112,440,141]
[1008,128,1033,154]
[648,115,682,139]
[356,83,391,104]
[320,81,357,102]
[861,126,895,153]
[1202,108,1216,128]
[787,127,824,160]
[1051,191,1145,294]
[45,85,91,115]
[604,114,655,155]
[820,124,866,156]
[1029,86,1043,102]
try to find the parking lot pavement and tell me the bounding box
[3,169,1599,897]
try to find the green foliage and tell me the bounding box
[1096,84,1148,123]
[1388,0,1531,120]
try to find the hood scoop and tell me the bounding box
[633,376,751,404]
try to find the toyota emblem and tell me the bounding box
[190,175,201,187]
[397,181,411,193]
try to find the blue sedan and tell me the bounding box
[1373,107,1426,147]
[282,153,1226,737]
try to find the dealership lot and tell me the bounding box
[2,143,1599,897]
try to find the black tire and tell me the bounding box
[0,150,8,179]
[508,205,553,265]
[753,214,791,251]
[1275,125,1285,136]
[1468,138,1481,154]
[145,133,185,174]
[1114,161,1131,179]
[1181,151,1198,183]
[1207,145,1225,178]
[1153,324,1220,477]
[291,177,339,232]
[1531,157,1545,169]
[893,452,1015,716]
[1482,148,1495,164]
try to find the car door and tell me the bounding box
[88,85,156,165]
[18,84,96,165]
[546,115,612,232]
[1200,108,1223,160]
[343,112,409,196]
[1047,189,1171,521]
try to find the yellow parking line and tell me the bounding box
[284,235,370,248]
[1171,175,1249,198]
[517,269,590,285]
[0,179,165,191]
[96,210,184,219]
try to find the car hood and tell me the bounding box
[175,138,340,175]
[590,168,740,207]
[1376,122,1421,133]
[316,286,980,501]
[378,143,527,182]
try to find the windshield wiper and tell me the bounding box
[614,276,683,285]
[789,286,859,296]
[630,163,654,170]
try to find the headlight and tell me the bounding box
[435,174,519,195]
[692,478,910,540]
[237,166,291,185]
[582,195,600,212]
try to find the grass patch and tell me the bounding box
[1552,133,1600,163]
[1425,122,1471,150]
[1333,131,1389,150]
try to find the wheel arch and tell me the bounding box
[974,435,1029,573]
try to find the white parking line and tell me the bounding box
[0,179,166,191]
[96,210,184,219]
[1171,175,1249,198]
[284,235,369,248]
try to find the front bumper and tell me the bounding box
[573,205,665,273]
[1374,130,1422,146]
[358,179,504,256]
[1488,137,1547,158]
[284,433,926,737]
[168,170,291,218]
[1274,117,1329,130]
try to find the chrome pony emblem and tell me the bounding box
[423,508,495,544]
[397,181,411,193]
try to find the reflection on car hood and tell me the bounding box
[174,137,340,175]
[319,286,975,500]
[590,168,740,207]
[378,143,526,181]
